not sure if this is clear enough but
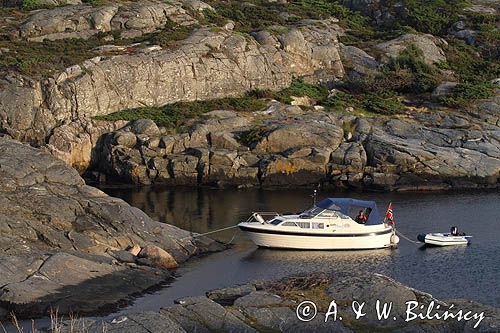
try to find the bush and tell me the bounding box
[440,83,496,107]
[322,90,406,116]
[443,40,500,83]
[202,0,370,33]
[322,91,360,111]
[272,78,330,104]
[386,44,440,93]
[348,45,440,94]
[94,96,268,129]
[21,0,51,10]
[237,126,268,146]
[361,91,405,115]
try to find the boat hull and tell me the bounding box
[423,233,471,246]
[239,225,394,250]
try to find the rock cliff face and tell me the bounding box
[0,137,223,317]
[0,19,344,145]
[93,97,500,190]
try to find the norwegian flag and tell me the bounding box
[386,202,394,225]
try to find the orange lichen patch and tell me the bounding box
[271,160,299,174]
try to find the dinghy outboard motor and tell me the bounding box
[417,234,426,242]
[253,213,266,224]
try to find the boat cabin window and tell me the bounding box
[296,222,311,229]
[281,221,298,227]
[269,218,283,225]
[312,222,324,229]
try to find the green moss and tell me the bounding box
[250,78,329,104]
[440,82,496,107]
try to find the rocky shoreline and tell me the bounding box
[0,137,225,320]
[86,95,499,191]
[0,0,498,191]
[31,272,500,332]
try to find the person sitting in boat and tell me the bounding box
[451,226,459,236]
[355,210,368,224]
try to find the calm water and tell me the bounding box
[100,187,500,313]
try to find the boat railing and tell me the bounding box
[246,212,280,223]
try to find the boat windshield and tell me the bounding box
[299,206,350,219]
[299,206,324,218]
[317,209,350,219]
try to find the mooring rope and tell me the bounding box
[224,230,239,245]
[182,224,240,241]
[395,229,423,245]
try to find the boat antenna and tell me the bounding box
[312,189,317,206]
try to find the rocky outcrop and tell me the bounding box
[339,44,379,79]
[0,19,344,146]
[0,137,224,318]
[16,0,198,42]
[52,272,500,332]
[375,33,447,64]
[93,96,500,190]
[44,118,128,173]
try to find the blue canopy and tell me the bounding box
[316,198,383,225]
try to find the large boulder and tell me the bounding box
[340,45,379,78]
[254,122,343,153]
[138,245,179,268]
[375,33,447,64]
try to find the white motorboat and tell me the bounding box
[238,198,399,250]
[417,232,472,247]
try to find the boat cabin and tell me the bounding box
[267,198,383,229]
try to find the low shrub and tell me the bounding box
[94,96,268,129]
[386,44,440,93]
[21,0,52,10]
[272,78,330,104]
[443,40,500,83]
[237,126,268,146]
[440,82,496,107]
[361,91,405,115]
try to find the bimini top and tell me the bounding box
[316,198,382,225]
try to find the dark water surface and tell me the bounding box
[100,187,500,314]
